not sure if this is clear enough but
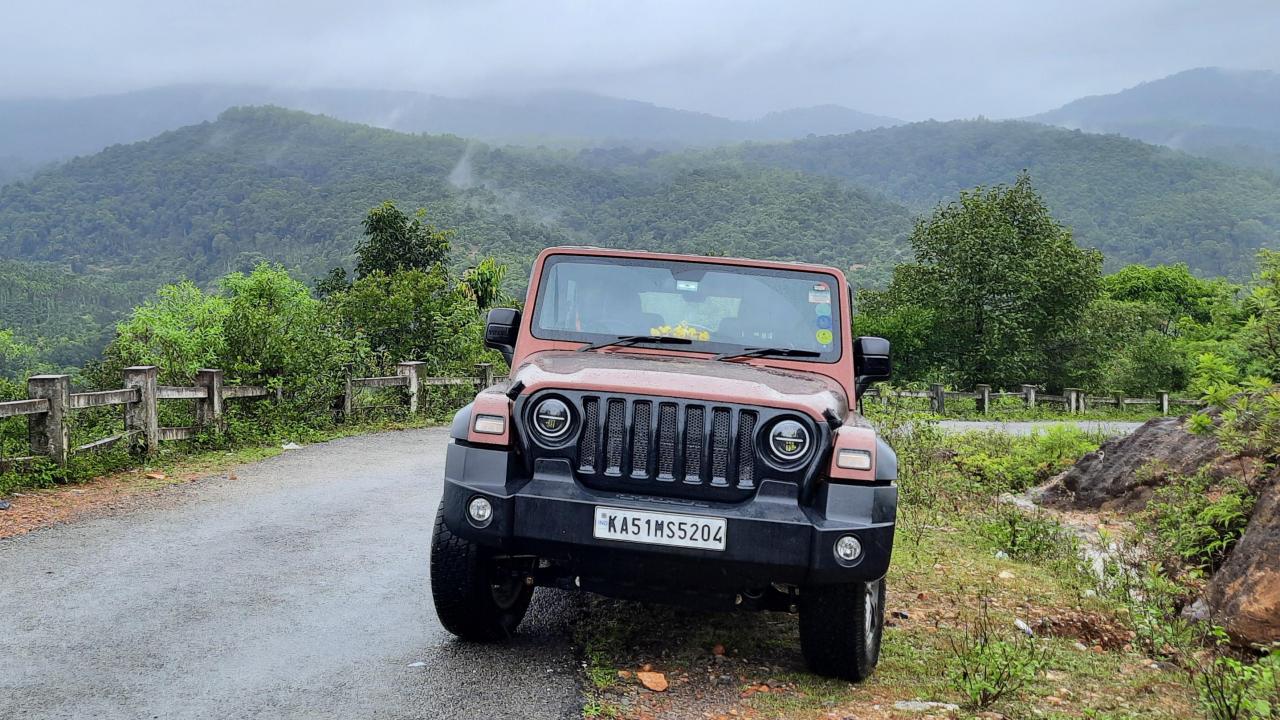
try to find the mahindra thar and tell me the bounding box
[431,247,895,680]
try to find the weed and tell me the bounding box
[979,504,1080,563]
[1197,633,1279,720]
[947,599,1049,710]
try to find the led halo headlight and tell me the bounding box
[767,418,811,464]
[531,397,573,442]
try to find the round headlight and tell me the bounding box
[532,398,572,440]
[768,419,811,463]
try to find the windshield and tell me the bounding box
[531,254,842,362]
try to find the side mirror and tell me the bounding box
[484,308,521,366]
[854,336,891,398]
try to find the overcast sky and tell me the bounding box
[2,0,1278,120]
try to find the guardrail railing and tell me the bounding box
[1,361,494,470]
[864,383,1203,415]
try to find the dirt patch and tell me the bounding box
[0,459,255,540]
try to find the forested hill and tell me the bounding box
[0,84,902,175]
[729,119,1280,277]
[1028,67,1280,173]
[0,106,913,290]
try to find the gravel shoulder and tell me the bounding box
[0,428,581,720]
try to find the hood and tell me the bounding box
[512,350,848,420]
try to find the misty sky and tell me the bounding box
[2,0,1278,120]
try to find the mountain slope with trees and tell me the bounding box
[1028,67,1280,173]
[729,119,1280,277]
[0,106,913,360]
[0,84,902,180]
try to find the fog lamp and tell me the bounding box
[836,448,873,471]
[467,497,493,527]
[834,534,863,563]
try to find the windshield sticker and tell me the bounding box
[676,280,699,292]
[816,315,832,330]
[814,303,831,317]
[650,322,710,342]
[816,329,833,345]
[808,290,830,304]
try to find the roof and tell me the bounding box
[534,246,847,278]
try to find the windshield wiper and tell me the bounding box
[577,335,694,352]
[712,346,822,362]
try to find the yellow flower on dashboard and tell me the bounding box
[673,325,689,338]
[698,330,710,341]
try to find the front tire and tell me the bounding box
[798,577,886,681]
[430,503,533,641]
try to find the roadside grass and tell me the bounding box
[573,424,1202,719]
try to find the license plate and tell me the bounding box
[592,506,727,551]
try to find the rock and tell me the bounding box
[0,499,10,510]
[1037,416,1220,511]
[282,442,302,450]
[892,610,910,620]
[1203,476,1280,646]
[636,671,668,692]
[1014,619,1034,636]
[994,550,1009,560]
[893,700,960,713]
[998,570,1016,580]
[144,472,166,480]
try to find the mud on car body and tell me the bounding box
[431,247,895,680]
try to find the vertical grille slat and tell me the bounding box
[735,411,757,489]
[604,399,625,475]
[656,403,678,480]
[630,401,651,477]
[683,406,705,484]
[578,398,599,472]
[710,408,731,486]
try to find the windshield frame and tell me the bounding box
[527,253,844,365]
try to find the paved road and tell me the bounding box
[938,419,1144,436]
[0,428,582,720]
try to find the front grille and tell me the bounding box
[576,395,759,493]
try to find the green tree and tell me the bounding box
[331,267,486,375]
[219,264,366,411]
[354,201,452,279]
[859,173,1102,389]
[459,257,510,310]
[99,282,229,384]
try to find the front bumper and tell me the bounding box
[441,441,897,593]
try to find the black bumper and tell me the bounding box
[440,442,896,593]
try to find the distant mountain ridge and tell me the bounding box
[1028,67,1280,172]
[726,118,1280,277]
[0,84,903,176]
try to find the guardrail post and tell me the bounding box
[1021,384,1036,409]
[28,374,70,466]
[1065,388,1082,414]
[1114,393,1124,409]
[1158,390,1170,415]
[397,361,424,414]
[475,362,494,388]
[194,369,224,433]
[342,375,353,421]
[124,366,159,454]
[929,383,945,414]
[975,384,991,414]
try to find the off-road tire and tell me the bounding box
[430,503,533,641]
[798,577,886,681]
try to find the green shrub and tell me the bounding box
[1198,635,1279,720]
[979,505,1079,563]
[1140,470,1255,575]
[947,600,1048,710]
